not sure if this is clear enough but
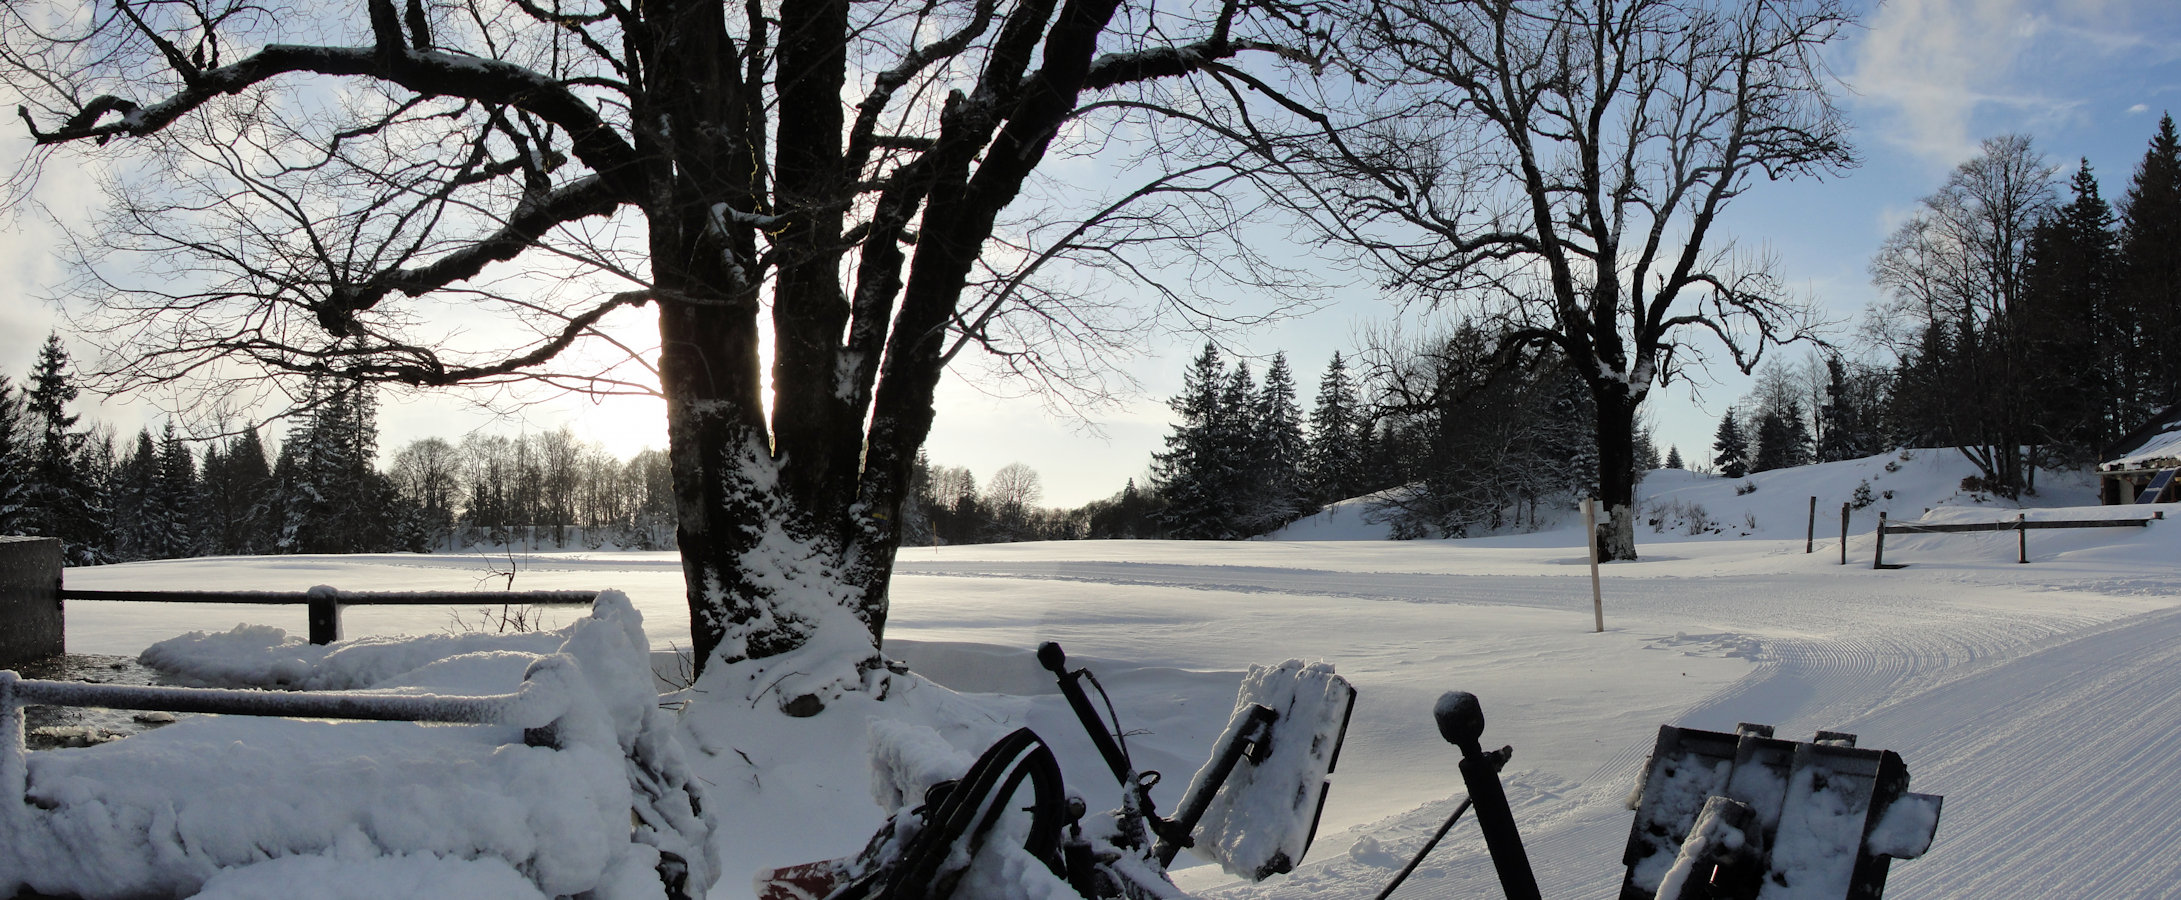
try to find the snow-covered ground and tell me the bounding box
[29,450,2181,898]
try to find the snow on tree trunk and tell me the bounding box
[1594,383,1640,562]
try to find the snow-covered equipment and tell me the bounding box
[1619,723,1944,900]
[1039,642,1356,882]
[0,591,716,900]
[1374,691,1541,900]
[756,643,1356,900]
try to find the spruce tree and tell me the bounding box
[1713,411,1749,478]
[1306,352,1360,503]
[153,421,200,558]
[1249,353,1309,531]
[111,429,160,560]
[24,334,106,563]
[2019,160,2119,453]
[0,376,29,534]
[1152,343,1239,539]
[2119,113,2181,418]
[1664,446,1684,470]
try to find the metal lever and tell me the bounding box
[1436,692,1542,900]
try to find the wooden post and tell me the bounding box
[306,584,343,645]
[1806,496,1817,553]
[1840,503,1851,565]
[2018,513,2028,564]
[1584,498,1604,633]
[1873,511,1887,569]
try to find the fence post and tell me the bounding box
[0,536,64,669]
[1,670,24,807]
[2018,513,2028,564]
[1840,503,1850,565]
[307,585,343,645]
[1584,498,1603,633]
[1806,496,1817,553]
[1873,512,1887,569]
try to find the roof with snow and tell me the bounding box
[2103,404,2181,471]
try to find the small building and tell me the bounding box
[2100,404,2181,504]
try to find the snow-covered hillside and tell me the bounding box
[1268,449,2101,543]
[28,451,2181,898]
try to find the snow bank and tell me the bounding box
[138,624,566,690]
[0,591,717,900]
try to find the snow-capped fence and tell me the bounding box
[58,586,598,644]
[0,665,572,806]
[1872,510,2164,568]
[0,590,718,899]
[0,537,62,669]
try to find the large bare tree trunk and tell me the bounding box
[1593,382,1640,562]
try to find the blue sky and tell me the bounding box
[4,0,2180,508]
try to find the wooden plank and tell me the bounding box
[1881,519,2153,535]
[60,589,597,605]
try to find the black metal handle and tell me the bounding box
[1437,691,1542,900]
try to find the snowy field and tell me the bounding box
[35,451,2181,898]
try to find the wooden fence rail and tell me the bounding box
[60,587,599,645]
[1873,511,2163,568]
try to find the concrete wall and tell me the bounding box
[0,536,63,668]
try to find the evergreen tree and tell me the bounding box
[150,421,200,558]
[1816,356,1889,462]
[1664,446,1684,470]
[203,430,277,554]
[0,376,29,534]
[23,334,106,563]
[110,429,160,560]
[1751,406,1793,472]
[1306,352,1360,503]
[1152,343,1242,539]
[2118,113,2181,419]
[1633,421,1661,474]
[1247,352,1310,531]
[276,380,396,553]
[1713,411,1749,478]
[2019,160,2119,454]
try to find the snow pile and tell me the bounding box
[0,591,716,900]
[139,623,565,690]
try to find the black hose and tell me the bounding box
[1372,798,1475,900]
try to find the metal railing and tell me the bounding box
[59,586,599,644]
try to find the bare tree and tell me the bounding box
[2,0,1328,690]
[983,461,1042,536]
[1871,135,2057,494]
[1283,0,1855,558]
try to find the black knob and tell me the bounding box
[1036,641,1068,674]
[1435,691,1486,756]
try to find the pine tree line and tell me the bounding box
[0,335,683,561]
[1141,327,1605,540]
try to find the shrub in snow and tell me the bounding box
[1735,480,1759,496]
[1852,480,1875,510]
[1646,499,1720,536]
[0,591,717,900]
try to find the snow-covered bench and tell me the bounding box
[0,591,715,900]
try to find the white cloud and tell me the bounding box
[1849,0,2039,166]
[2130,103,2152,115]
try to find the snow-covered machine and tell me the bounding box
[1619,723,1944,900]
[760,655,1943,900]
